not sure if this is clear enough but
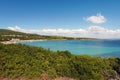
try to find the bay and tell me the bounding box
[21,40,120,57]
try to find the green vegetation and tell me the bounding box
[0,43,120,80]
[0,29,65,41]
[0,29,98,41]
[0,29,119,79]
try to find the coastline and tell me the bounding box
[0,39,68,44]
[0,39,46,44]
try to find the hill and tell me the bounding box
[0,29,98,41]
[0,43,120,80]
[0,29,66,41]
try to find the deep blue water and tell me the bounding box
[21,40,120,57]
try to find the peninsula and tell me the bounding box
[0,29,98,44]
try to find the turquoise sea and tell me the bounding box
[21,40,120,57]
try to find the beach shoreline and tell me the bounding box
[0,39,68,44]
[0,39,46,44]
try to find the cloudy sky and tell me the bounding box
[0,0,120,39]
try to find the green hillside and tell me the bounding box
[0,43,120,80]
[0,29,26,35]
[0,29,98,41]
[0,29,66,41]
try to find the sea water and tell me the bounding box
[21,40,120,57]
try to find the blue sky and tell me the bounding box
[0,0,120,38]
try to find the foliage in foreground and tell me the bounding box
[0,43,120,80]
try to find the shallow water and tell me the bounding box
[21,40,120,57]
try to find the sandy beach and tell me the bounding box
[0,39,68,44]
[0,39,46,44]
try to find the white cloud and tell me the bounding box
[8,26,23,31]
[7,26,120,39]
[86,13,106,24]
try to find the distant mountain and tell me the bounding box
[0,29,66,41]
[0,29,98,41]
[0,29,25,35]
